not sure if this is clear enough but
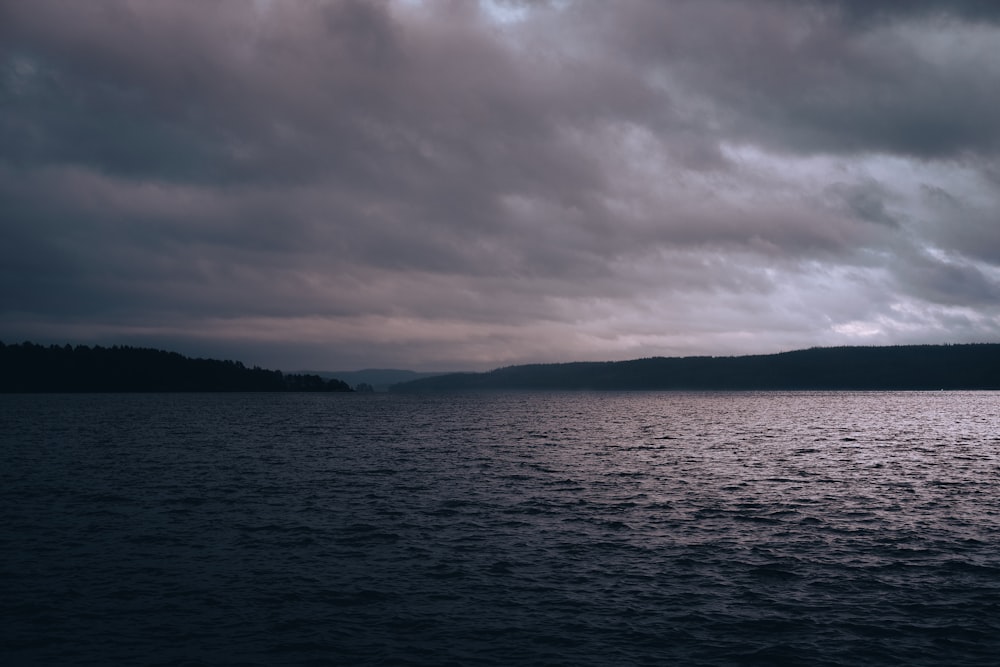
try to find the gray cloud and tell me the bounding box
[599,0,1000,158]
[901,253,1000,307]
[818,0,1000,25]
[825,178,899,227]
[2,0,998,370]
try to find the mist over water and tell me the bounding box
[3,391,1000,665]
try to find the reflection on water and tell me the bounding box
[2,391,999,665]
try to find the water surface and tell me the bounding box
[2,391,999,665]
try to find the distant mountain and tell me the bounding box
[390,344,1000,392]
[0,341,353,393]
[303,369,451,392]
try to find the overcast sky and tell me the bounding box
[2,0,1000,371]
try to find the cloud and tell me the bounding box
[2,0,999,370]
[820,0,1000,25]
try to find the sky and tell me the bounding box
[2,0,1000,371]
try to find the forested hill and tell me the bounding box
[390,344,1000,392]
[0,342,353,393]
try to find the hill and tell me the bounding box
[389,344,1000,392]
[299,369,451,392]
[0,341,353,393]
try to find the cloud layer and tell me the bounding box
[2,0,999,370]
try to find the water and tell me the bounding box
[2,391,999,666]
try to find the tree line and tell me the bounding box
[0,341,353,393]
[390,344,1000,392]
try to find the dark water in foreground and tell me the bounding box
[2,391,1000,666]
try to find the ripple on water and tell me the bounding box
[2,391,1000,665]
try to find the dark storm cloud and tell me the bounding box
[1,1,424,186]
[596,0,1000,159]
[898,251,1000,307]
[2,0,999,369]
[918,182,1000,265]
[4,0,644,280]
[825,179,899,228]
[819,0,1000,24]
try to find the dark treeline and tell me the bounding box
[391,344,1000,392]
[0,341,353,393]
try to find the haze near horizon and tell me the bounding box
[3,0,1000,372]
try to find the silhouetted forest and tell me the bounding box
[0,342,353,393]
[391,344,1000,392]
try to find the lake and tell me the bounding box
[2,391,999,665]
